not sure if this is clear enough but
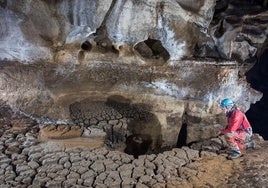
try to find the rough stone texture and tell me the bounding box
[0,0,266,148]
[0,109,267,188]
[1,0,267,63]
[38,124,83,139]
[0,0,267,186]
[0,60,262,148]
[0,0,216,62]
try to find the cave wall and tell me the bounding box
[0,0,267,147]
[0,60,261,146]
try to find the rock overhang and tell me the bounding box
[0,59,262,148]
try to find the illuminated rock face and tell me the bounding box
[1,0,267,63]
[0,0,266,146]
[0,60,262,147]
[0,0,215,62]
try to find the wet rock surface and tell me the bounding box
[0,103,267,188]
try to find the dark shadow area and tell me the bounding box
[246,47,268,140]
[134,38,170,62]
[0,0,7,8]
[69,95,163,157]
[106,95,163,156]
[177,123,187,148]
[196,0,267,62]
[81,41,92,51]
[124,134,152,159]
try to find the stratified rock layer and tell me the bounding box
[0,60,262,148]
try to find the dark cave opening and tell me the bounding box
[246,47,268,140]
[81,41,92,51]
[106,96,162,156]
[124,134,153,159]
[134,38,170,62]
[69,96,162,157]
[177,123,187,148]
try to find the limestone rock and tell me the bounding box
[0,0,266,148]
[38,124,83,140]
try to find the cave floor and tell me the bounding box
[0,116,267,188]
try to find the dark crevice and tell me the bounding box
[215,0,230,15]
[246,44,268,140]
[177,123,187,148]
[0,0,7,8]
[81,41,92,51]
[214,19,226,38]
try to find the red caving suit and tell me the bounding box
[221,109,252,151]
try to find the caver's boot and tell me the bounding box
[245,140,255,150]
[228,150,242,159]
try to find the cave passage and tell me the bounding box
[177,123,187,148]
[246,47,268,140]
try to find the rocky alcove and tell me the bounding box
[69,96,162,158]
[134,38,170,63]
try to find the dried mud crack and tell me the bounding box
[0,104,267,187]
